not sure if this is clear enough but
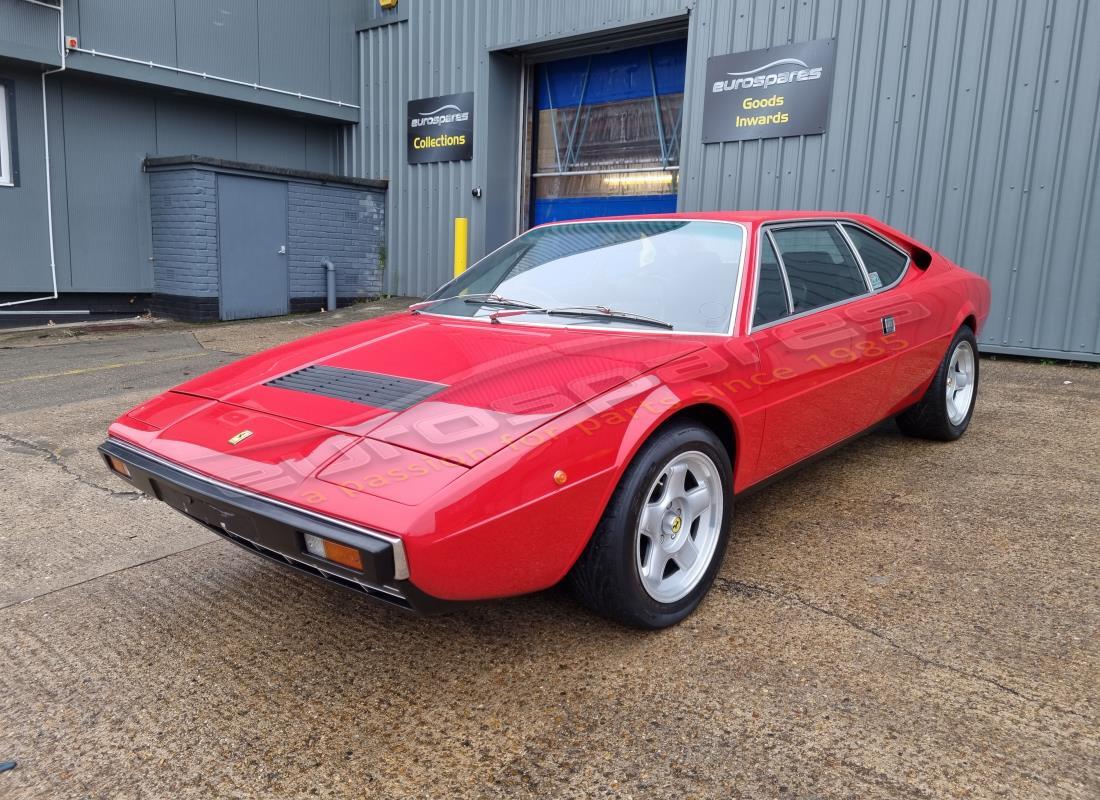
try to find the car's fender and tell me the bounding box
[400,367,752,601]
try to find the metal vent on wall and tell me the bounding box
[265,366,445,411]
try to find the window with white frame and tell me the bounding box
[1,82,13,186]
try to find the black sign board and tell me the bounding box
[407,91,474,164]
[702,39,836,143]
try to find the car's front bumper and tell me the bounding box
[98,437,450,613]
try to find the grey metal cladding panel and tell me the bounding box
[61,78,156,291]
[304,124,338,173]
[257,0,330,99]
[480,52,523,260]
[64,1,354,117]
[61,50,358,122]
[1060,3,1100,356]
[78,0,177,63]
[153,96,237,159]
[483,0,691,49]
[0,68,53,292]
[174,0,259,83]
[356,0,408,31]
[236,112,305,169]
[329,0,359,104]
[1005,0,1100,358]
[0,0,63,66]
[676,0,1100,359]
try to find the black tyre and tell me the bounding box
[896,325,979,441]
[569,421,733,629]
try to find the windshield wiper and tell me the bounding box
[461,294,543,309]
[544,306,674,330]
[409,293,541,314]
[412,297,674,330]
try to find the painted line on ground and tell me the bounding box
[0,351,213,385]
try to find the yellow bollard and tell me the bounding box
[453,217,468,278]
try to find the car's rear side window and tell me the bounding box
[753,236,790,327]
[842,224,908,289]
[771,225,868,313]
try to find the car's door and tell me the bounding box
[838,222,944,417]
[745,222,882,481]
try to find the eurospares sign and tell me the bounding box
[702,39,836,143]
[407,91,474,164]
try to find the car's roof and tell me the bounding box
[536,210,935,264]
[550,210,874,225]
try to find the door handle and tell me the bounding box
[881,315,896,335]
[277,245,287,255]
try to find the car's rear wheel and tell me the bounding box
[568,421,733,629]
[897,324,979,441]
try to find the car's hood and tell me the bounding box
[173,313,704,465]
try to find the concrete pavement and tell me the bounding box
[0,301,1097,798]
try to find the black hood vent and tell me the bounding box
[265,365,445,411]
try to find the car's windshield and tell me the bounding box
[423,220,744,333]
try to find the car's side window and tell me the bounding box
[770,225,868,314]
[753,236,790,327]
[842,224,908,290]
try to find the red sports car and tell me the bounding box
[101,212,990,628]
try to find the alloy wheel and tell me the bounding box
[635,450,724,603]
[946,339,976,425]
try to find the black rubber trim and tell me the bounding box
[265,365,446,411]
[98,438,452,613]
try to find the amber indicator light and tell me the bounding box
[302,533,364,571]
[106,454,131,478]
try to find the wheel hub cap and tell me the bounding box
[666,512,683,536]
[635,451,724,603]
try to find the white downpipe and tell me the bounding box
[1,0,65,310]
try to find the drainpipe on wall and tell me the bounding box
[1,0,71,311]
[322,258,336,312]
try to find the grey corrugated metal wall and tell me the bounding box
[355,0,1100,362]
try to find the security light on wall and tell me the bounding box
[379,0,398,9]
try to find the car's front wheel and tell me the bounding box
[569,421,733,628]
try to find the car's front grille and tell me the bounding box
[204,519,412,609]
[265,365,445,411]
